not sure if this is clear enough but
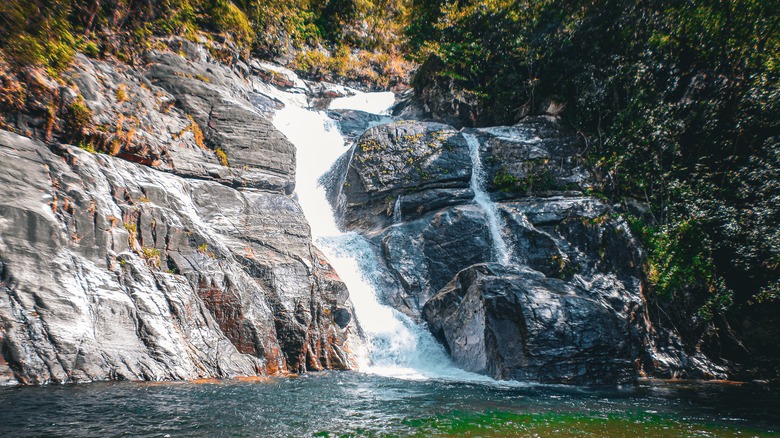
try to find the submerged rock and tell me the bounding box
[423,263,637,384]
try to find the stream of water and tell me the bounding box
[464,132,514,265]
[272,91,491,382]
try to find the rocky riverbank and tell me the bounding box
[0,36,738,386]
[0,39,361,385]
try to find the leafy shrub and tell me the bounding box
[82,41,100,58]
[63,98,93,143]
[0,1,76,74]
[141,246,161,268]
[124,221,138,247]
[206,0,254,50]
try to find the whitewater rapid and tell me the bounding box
[272,89,497,383]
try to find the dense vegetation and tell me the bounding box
[407,0,780,367]
[0,0,412,86]
[0,0,778,371]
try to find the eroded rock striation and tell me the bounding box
[0,41,360,385]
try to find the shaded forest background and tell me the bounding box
[1,0,778,374]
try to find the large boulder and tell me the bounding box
[334,120,473,230]
[369,196,643,321]
[423,263,638,384]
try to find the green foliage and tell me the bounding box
[77,141,95,153]
[752,281,780,305]
[408,0,780,324]
[492,164,561,195]
[0,0,412,88]
[141,246,160,259]
[492,169,523,193]
[0,1,76,74]
[153,0,199,37]
[63,98,93,142]
[239,0,320,56]
[204,0,254,49]
[81,40,99,58]
[141,246,161,268]
[124,221,138,247]
[114,86,128,103]
[215,148,228,166]
[629,216,736,323]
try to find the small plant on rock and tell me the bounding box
[215,148,228,166]
[115,85,128,103]
[141,246,161,268]
[124,222,137,247]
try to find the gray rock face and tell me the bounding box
[423,264,637,384]
[337,120,473,230]
[326,110,390,144]
[373,205,492,318]
[470,117,592,199]
[330,112,724,383]
[0,38,380,386]
[0,128,359,385]
[49,41,297,196]
[146,51,296,193]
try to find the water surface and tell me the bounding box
[1,372,777,437]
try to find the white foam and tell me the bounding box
[273,86,506,384]
[329,91,396,114]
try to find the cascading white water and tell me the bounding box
[464,133,514,265]
[272,89,493,382]
[393,195,402,224]
[329,91,397,114]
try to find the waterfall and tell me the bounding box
[464,133,513,265]
[272,89,492,383]
[393,195,402,224]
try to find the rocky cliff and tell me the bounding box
[0,39,360,385]
[328,115,726,384]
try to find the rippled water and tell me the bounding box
[1,373,777,437]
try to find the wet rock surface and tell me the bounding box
[332,113,725,383]
[0,42,363,384]
[336,120,473,230]
[326,110,390,144]
[423,263,637,384]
